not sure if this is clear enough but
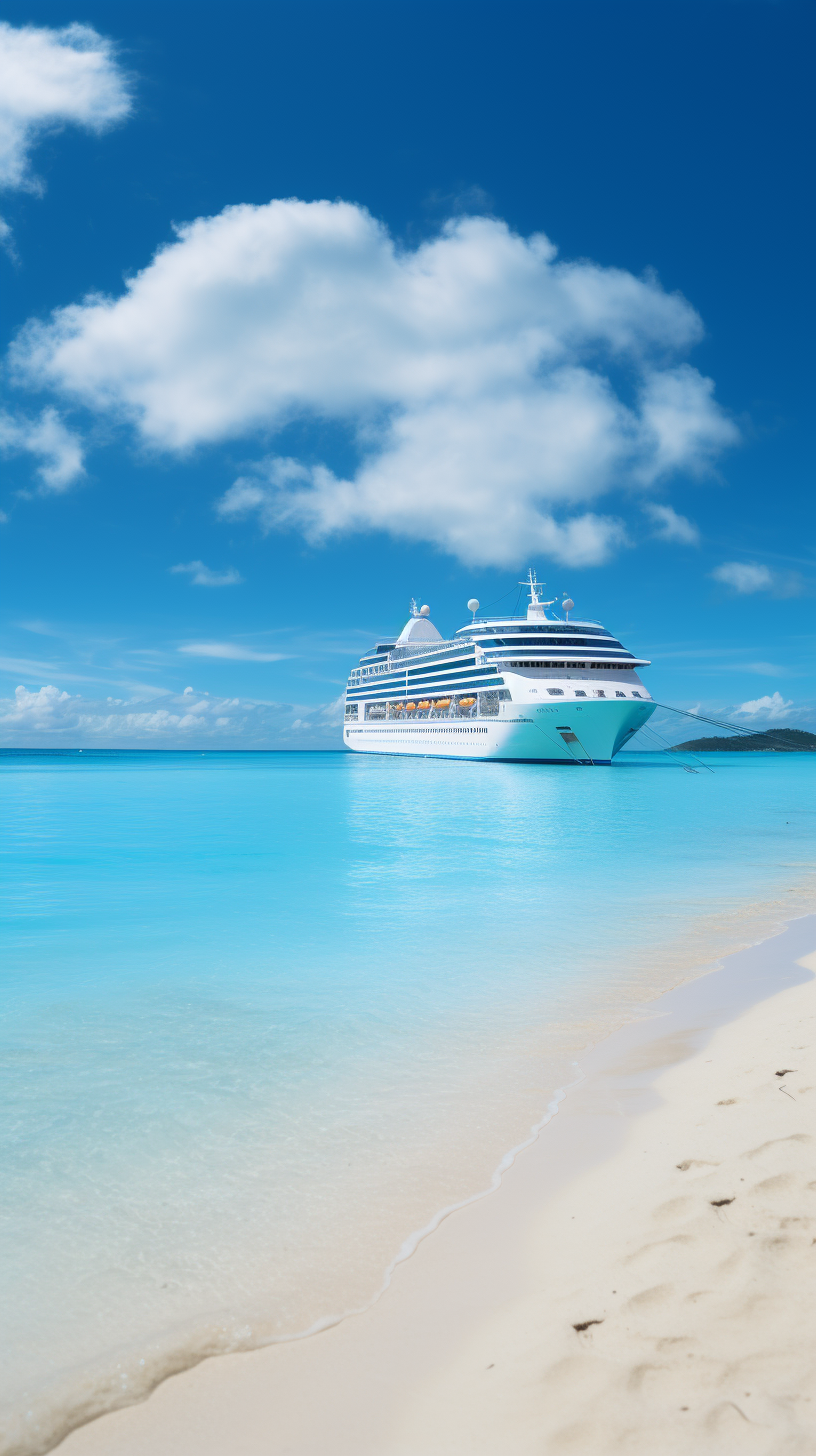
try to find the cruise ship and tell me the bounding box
[343,572,656,762]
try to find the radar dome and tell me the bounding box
[467,598,480,613]
[419,604,431,616]
[562,598,574,613]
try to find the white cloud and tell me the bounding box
[642,501,700,545]
[11,200,737,568]
[0,684,342,747]
[218,441,631,568]
[710,561,809,598]
[0,213,14,257]
[170,560,243,587]
[0,21,131,195]
[734,691,793,721]
[178,642,288,661]
[3,683,71,724]
[743,662,786,677]
[635,366,737,482]
[711,561,773,594]
[0,407,84,490]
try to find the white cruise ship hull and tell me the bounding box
[344,697,656,763]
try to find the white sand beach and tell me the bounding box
[59,919,816,1456]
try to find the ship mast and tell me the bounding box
[520,568,556,618]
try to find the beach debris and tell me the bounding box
[573,1319,604,1332]
[710,1198,735,1207]
[717,1099,737,1105]
[728,1402,751,1422]
[775,1069,796,1076]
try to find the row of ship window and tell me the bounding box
[547,689,646,699]
[350,657,480,680]
[505,660,633,669]
[346,726,490,735]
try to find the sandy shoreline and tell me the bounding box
[55,914,816,1456]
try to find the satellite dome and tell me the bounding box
[467,598,480,613]
[419,604,431,616]
[562,598,574,613]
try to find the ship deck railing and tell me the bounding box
[461,615,604,627]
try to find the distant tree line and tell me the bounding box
[671,728,816,753]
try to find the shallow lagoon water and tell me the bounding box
[1,748,814,1453]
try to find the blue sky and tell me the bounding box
[1,0,813,748]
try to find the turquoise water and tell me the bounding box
[1,749,814,1454]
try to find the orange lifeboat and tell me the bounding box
[436,698,451,710]
[405,702,416,712]
[417,700,431,711]
[459,697,476,709]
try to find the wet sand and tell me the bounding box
[58,917,816,1456]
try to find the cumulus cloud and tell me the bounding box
[711,561,772,594]
[0,684,342,747]
[710,561,808,598]
[642,501,700,545]
[3,683,71,724]
[635,366,736,482]
[0,21,131,196]
[178,642,288,661]
[0,406,84,490]
[170,560,243,587]
[11,200,738,567]
[733,691,793,722]
[217,447,631,568]
[0,212,14,257]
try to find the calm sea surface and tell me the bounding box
[1,748,814,1453]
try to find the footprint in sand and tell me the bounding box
[624,1284,673,1310]
[624,1233,696,1264]
[627,1362,668,1392]
[539,1355,611,1399]
[753,1173,794,1194]
[742,1134,810,1160]
[652,1197,694,1221]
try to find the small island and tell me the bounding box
[671,728,816,752]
